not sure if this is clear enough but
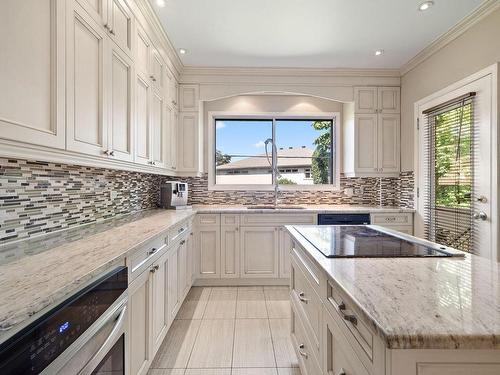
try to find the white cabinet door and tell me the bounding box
[196,226,221,278]
[378,87,400,114]
[178,238,188,300]
[178,112,198,172]
[221,226,240,279]
[150,90,165,168]
[354,87,378,114]
[168,244,180,321]
[107,0,133,56]
[164,105,173,170]
[108,44,134,162]
[180,84,199,112]
[279,227,293,279]
[166,68,179,109]
[377,114,400,173]
[129,268,152,375]
[171,110,179,170]
[186,232,194,285]
[136,24,151,80]
[66,2,108,157]
[0,0,66,149]
[151,49,165,94]
[150,251,169,357]
[240,227,279,278]
[354,114,378,173]
[135,76,151,165]
[77,0,107,25]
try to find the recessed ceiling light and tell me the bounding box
[179,48,187,55]
[418,1,434,11]
[375,50,384,56]
[156,0,166,7]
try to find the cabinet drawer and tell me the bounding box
[127,234,168,279]
[169,220,191,243]
[324,309,370,375]
[370,213,413,225]
[221,214,240,226]
[291,242,323,296]
[291,302,322,375]
[291,258,322,363]
[197,214,220,226]
[241,213,316,226]
[326,279,374,360]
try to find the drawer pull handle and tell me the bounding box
[178,227,185,233]
[338,302,357,325]
[180,240,186,245]
[298,344,308,358]
[298,292,308,303]
[147,248,157,256]
[338,368,346,375]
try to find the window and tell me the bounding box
[423,94,475,252]
[213,116,336,188]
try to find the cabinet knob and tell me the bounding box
[109,150,115,157]
[104,23,110,30]
[298,291,309,303]
[109,28,115,35]
[338,368,346,375]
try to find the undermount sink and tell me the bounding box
[246,205,307,210]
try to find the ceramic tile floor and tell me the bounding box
[149,286,301,375]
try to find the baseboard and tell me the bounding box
[193,278,289,287]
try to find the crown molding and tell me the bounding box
[400,0,500,76]
[134,0,184,77]
[181,66,401,79]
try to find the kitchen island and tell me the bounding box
[286,224,500,375]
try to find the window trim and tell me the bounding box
[208,111,341,191]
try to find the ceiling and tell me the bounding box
[149,0,485,69]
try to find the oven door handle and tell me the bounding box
[78,303,127,375]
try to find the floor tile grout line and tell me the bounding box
[184,287,212,369]
[263,287,279,369]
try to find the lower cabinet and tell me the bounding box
[150,251,169,356]
[240,226,279,278]
[167,243,180,322]
[129,266,153,375]
[279,227,293,278]
[196,225,221,278]
[221,225,240,278]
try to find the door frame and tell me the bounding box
[413,63,498,261]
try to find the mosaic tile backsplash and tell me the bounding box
[174,172,414,208]
[0,157,414,244]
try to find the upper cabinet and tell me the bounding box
[344,86,401,177]
[0,0,66,149]
[178,113,199,173]
[180,85,200,112]
[166,68,179,109]
[354,87,400,114]
[66,2,108,157]
[151,50,165,94]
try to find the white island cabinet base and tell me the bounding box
[286,225,500,375]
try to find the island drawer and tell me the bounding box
[128,233,168,280]
[291,300,322,375]
[370,213,413,226]
[291,241,324,297]
[291,255,322,363]
[221,214,240,226]
[325,278,385,375]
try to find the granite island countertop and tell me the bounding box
[0,209,196,344]
[286,225,500,350]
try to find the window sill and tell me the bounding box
[208,184,341,192]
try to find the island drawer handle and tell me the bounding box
[147,248,157,256]
[298,291,309,303]
[338,301,357,326]
[298,344,308,358]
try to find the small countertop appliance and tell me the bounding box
[160,181,189,209]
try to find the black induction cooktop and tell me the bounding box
[293,225,462,258]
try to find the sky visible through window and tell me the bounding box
[216,119,322,161]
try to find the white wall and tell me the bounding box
[203,95,343,172]
[400,6,500,171]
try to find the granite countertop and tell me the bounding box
[193,204,414,214]
[286,225,500,350]
[0,209,196,344]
